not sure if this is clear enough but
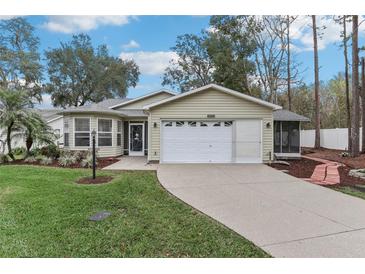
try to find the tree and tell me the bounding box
[361,57,365,153]
[22,112,56,154]
[287,15,292,110]
[0,89,32,159]
[45,34,139,108]
[163,16,258,95]
[351,15,360,157]
[334,15,352,151]
[312,15,321,149]
[162,33,214,92]
[0,17,43,102]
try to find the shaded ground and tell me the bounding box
[0,165,267,258]
[302,147,365,169]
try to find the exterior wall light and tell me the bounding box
[153,122,157,128]
[266,122,271,129]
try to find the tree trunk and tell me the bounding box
[26,134,33,155]
[312,15,321,149]
[361,57,365,153]
[6,122,14,160]
[343,16,352,152]
[351,15,360,157]
[287,15,292,110]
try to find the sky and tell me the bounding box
[3,15,365,108]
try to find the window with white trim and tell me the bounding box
[200,122,208,127]
[176,121,185,127]
[224,121,233,127]
[164,122,172,127]
[98,119,112,146]
[74,118,90,147]
[63,119,69,147]
[188,121,196,127]
[117,120,122,146]
[213,122,221,127]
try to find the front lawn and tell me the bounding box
[0,165,268,257]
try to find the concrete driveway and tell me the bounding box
[157,164,365,257]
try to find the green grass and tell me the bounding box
[333,186,365,200]
[0,165,268,258]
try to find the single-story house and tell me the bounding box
[57,84,309,163]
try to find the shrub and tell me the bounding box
[24,156,37,163]
[0,154,9,164]
[29,148,42,157]
[58,154,77,167]
[40,144,60,159]
[39,156,53,165]
[13,147,26,156]
[81,153,97,168]
[73,150,89,161]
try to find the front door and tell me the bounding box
[129,123,144,156]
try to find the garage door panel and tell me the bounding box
[234,120,262,163]
[162,121,232,163]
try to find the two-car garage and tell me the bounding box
[160,119,262,163]
[145,84,280,164]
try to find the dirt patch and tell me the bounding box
[4,157,119,169]
[269,158,321,178]
[302,147,365,169]
[76,176,113,185]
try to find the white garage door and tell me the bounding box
[234,119,262,163]
[161,121,233,163]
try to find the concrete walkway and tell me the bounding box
[157,164,365,257]
[102,156,158,170]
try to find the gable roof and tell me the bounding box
[109,89,176,109]
[58,104,126,117]
[273,109,310,122]
[143,84,282,110]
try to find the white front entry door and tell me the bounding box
[129,123,144,156]
[161,121,233,163]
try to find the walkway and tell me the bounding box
[102,156,158,170]
[302,156,342,185]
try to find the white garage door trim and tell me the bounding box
[160,120,233,163]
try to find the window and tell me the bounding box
[117,121,122,146]
[224,121,233,127]
[74,118,90,147]
[188,121,196,127]
[98,119,112,146]
[213,122,221,127]
[164,122,172,127]
[63,118,69,147]
[176,121,185,127]
[64,133,69,147]
[200,122,208,127]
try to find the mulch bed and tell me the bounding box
[338,166,365,186]
[269,158,321,178]
[76,176,114,185]
[5,157,119,169]
[302,147,365,169]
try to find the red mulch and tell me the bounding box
[6,157,119,169]
[76,176,113,185]
[269,158,321,178]
[302,147,365,169]
[338,166,365,186]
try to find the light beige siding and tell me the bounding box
[64,113,123,157]
[114,92,173,110]
[148,88,274,163]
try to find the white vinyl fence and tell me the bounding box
[301,128,363,151]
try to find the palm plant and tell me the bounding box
[22,111,56,154]
[0,89,32,160]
